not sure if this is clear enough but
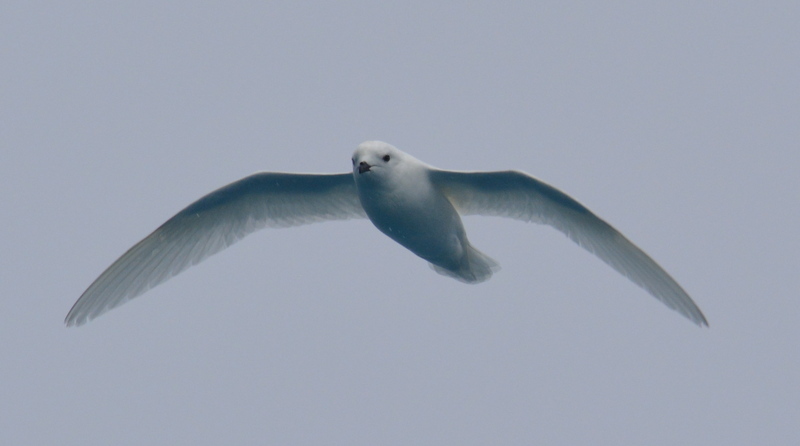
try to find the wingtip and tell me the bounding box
[685,309,709,328]
[64,310,89,328]
[690,304,710,328]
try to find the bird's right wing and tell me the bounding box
[66,173,365,326]
[431,169,707,326]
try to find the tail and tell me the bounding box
[429,244,500,284]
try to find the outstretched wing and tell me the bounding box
[66,173,365,326]
[430,169,707,326]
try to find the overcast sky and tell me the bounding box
[2,2,798,445]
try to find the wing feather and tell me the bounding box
[431,169,708,326]
[66,172,364,326]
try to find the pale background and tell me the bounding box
[2,2,798,444]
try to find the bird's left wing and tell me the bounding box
[430,169,707,326]
[66,173,365,326]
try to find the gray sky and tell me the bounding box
[2,2,798,444]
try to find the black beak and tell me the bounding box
[358,161,371,174]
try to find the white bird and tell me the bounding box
[66,141,707,327]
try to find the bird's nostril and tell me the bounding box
[358,161,371,173]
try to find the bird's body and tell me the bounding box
[66,141,707,327]
[353,144,497,282]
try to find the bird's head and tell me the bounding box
[351,141,429,188]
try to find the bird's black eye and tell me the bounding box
[382,155,391,162]
[351,158,355,165]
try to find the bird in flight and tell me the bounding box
[66,141,707,327]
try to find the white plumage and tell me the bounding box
[66,141,707,327]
